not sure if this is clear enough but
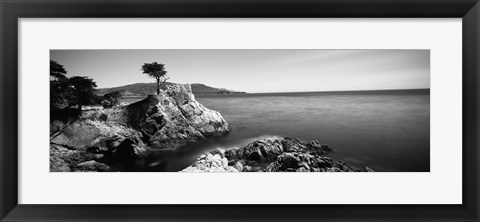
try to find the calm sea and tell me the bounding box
[122,89,430,172]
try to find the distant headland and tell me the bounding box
[96,82,247,97]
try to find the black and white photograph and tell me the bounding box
[49,49,430,172]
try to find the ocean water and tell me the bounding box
[124,90,430,172]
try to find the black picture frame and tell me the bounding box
[1,0,479,221]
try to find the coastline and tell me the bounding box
[50,83,428,172]
[50,83,376,172]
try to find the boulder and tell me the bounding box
[306,140,331,151]
[279,153,301,170]
[224,137,284,162]
[115,138,147,159]
[50,121,101,150]
[326,167,342,172]
[50,144,96,166]
[243,165,253,172]
[51,117,144,152]
[297,167,308,172]
[247,149,264,161]
[281,137,307,152]
[182,153,238,172]
[233,161,244,172]
[50,144,109,172]
[73,160,110,172]
[316,159,327,168]
[262,142,369,172]
[50,156,71,172]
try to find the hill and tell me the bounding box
[96,82,246,96]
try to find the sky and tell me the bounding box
[50,49,430,93]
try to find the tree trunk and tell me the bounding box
[156,78,160,95]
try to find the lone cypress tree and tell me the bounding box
[141,62,169,95]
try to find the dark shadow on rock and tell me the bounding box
[50,108,82,139]
[114,138,138,171]
[124,95,165,142]
[50,108,82,123]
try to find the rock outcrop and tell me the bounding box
[183,137,373,172]
[128,84,229,149]
[50,84,229,172]
[181,153,238,172]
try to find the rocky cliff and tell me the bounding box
[50,84,229,172]
[182,137,374,172]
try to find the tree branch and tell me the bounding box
[159,77,170,87]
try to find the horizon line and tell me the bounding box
[248,88,430,94]
[98,81,429,95]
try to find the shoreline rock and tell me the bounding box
[181,153,238,172]
[182,137,373,172]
